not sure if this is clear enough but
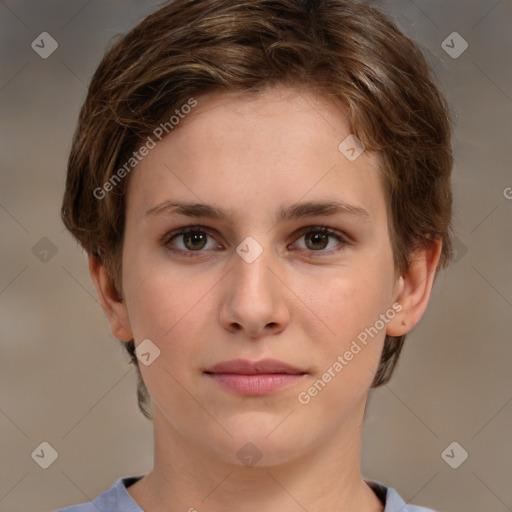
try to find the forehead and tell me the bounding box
[126,85,386,225]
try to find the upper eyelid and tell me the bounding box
[165,224,345,238]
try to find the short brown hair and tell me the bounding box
[61,0,453,419]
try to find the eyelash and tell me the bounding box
[162,225,351,258]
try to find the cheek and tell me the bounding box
[297,262,394,342]
[294,274,389,417]
[121,251,221,367]
[122,259,215,405]
[293,255,395,391]
[122,249,193,335]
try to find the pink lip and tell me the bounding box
[205,358,305,375]
[206,373,305,395]
[204,358,307,396]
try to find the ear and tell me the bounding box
[88,254,133,342]
[386,238,442,337]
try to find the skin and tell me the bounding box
[90,85,441,512]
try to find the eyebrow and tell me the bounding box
[145,199,371,223]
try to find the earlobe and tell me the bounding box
[386,239,443,337]
[88,254,133,342]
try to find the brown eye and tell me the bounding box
[164,225,349,258]
[182,231,208,250]
[165,227,218,253]
[293,226,348,254]
[304,230,330,250]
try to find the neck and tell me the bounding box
[127,398,383,512]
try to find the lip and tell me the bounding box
[204,358,305,375]
[204,358,307,396]
[206,373,306,395]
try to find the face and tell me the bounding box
[116,86,403,466]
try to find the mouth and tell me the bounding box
[204,358,307,396]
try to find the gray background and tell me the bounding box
[1,1,511,511]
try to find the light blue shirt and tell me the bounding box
[56,476,437,511]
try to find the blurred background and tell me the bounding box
[1,1,511,511]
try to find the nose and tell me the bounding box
[219,244,291,339]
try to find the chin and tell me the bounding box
[205,423,313,468]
